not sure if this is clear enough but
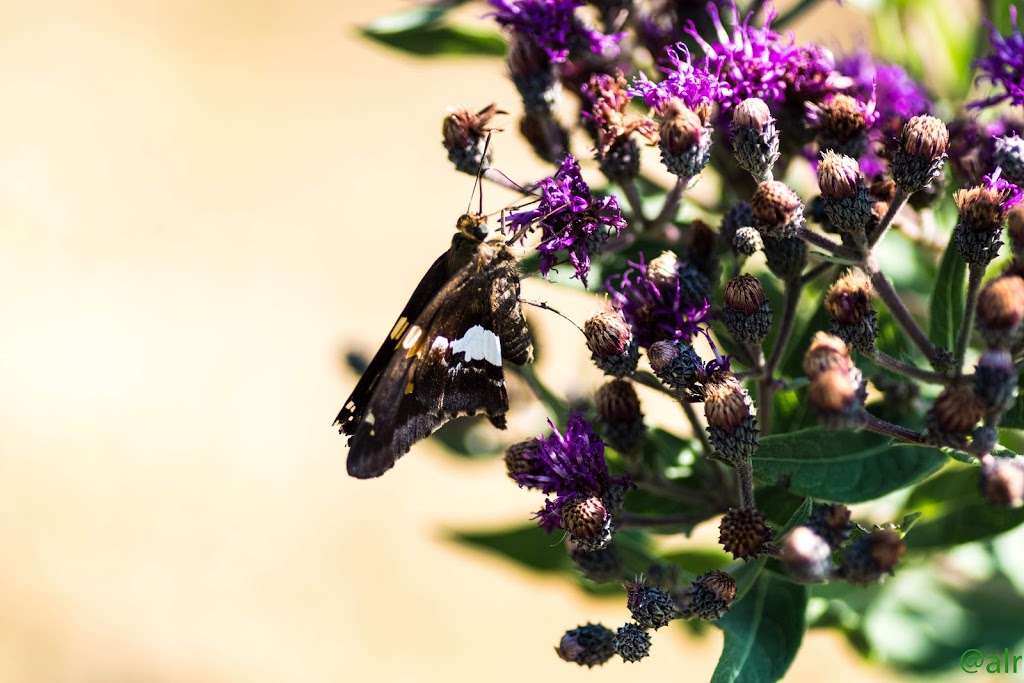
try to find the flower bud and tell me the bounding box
[722,275,772,343]
[584,310,640,377]
[646,250,679,286]
[648,340,704,393]
[595,379,646,453]
[556,623,616,667]
[704,374,759,464]
[658,100,712,178]
[808,94,871,158]
[721,201,754,252]
[442,104,499,175]
[733,226,764,256]
[980,456,1024,509]
[625,581,679,629]
[561,496,613,551]
[803,332,853,379]
[680,570,736,621]
[718,506,773,560]
[505,439,541,480]
[974,349,1018,414]
[613,622,651,662]
[818,151,874,235]
[994,134,1024,187]
[752,181,804,239]
[892,115,949,194]
[840,529,905,585]
[826,268,878,352]
[507,35,558,114]
[730,97,780,181]
[569,542,623,583]
[809,368,864,429]
[598,136,641,182]
[977,275,1024,347]
[806,503,853,548]
[780,526,833,582]
[927,385,986,446]
[954,183,1010,265]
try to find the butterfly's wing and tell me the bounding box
[334,250,450,437]
[342,247,513,478]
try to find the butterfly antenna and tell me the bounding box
[466,131,493,215]
[518,297,584,334]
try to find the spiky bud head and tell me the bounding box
[705,374,759,463]
[977,275,1024,347]
[733,226,764,256]
[974,349,1018,413]
[723,275,772,343]
[718,507,773,560]
[625,582,679,629]
[818,150,862,199]
[732,98,772,131]
[730,98,779,180]
[682,570,737,621]
[647,340,704,392]
[561,496,613,550]
[956,184,1011,234]
[980,457,1024,509]
[840,529,905,585]
[613,623,651,662]
[504,439,540,480]
[595,379,645,453]
[442,104,499,175]
[893,115,949,193]
[803,332,853,379]
[812,94,869,156]
[806,503,853,548]
[724,274,765,314]
[646,250,679,286]
[928,385,986,439]
[556,623,616,667]
[658,100,713,178]
[752,181,804,238]
[780,526,833,582]
[994,134,1024,186]
[809,368,862,424]
[584,310,640,376]
[826,269,874,325]
[763,234,808,280]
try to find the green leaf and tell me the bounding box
[901,465,1024,550]
[753,428,947,503]
[448,523,571,573]
[928,238,966,350]
[711,573,808,683]
[360,9,505,58]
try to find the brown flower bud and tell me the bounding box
[818,150,862,199]
[646,250,679,286]
[658,100,703,154]
[780,526,833,582]
[807,503,853,548]
[930,385,985,435]
[841,529,905,584]
[816,94,868,139]
[751,180,803,235]
[803,332,852,379]
[681,570,737,621]
[867,529,905,573]
[704,374,752,431]
[825,269,874,325]
[981,457,1024,509]
[718,507,773,560]
[724,274,766,315]
[561,496,611,543]
[869,175,897,203]
[585,311,633,357]
[595,379,642,425]
[977,276,1024,336]
[809,368,860,415]
[901,114,949,160]
[955,184,1010,234]
[732,97,772,131]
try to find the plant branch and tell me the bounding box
[954,262,984,375]
[650,176,687,233]
[797,227,861,260]
[867,188,908,247]
[860,412,931,446]
[619,177,648,229]
[618,511,710,528]
[869,350,951,386]
[868,268,949,370]
[734,457,756,508]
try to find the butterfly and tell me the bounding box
[334,211,533,478]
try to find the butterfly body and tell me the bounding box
[336,215,532,478]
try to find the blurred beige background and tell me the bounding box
[0,1,902,681]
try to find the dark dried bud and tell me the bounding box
[927,385,986,444]
[595,379,645,453]
[723,275,772,344]
[520,111,569,164]
[507,35,558,113]
[780,526,833,582]
[869,174,897,203]
[730,97,779,180]
[584,310,640,376]
[681,570,737,621]
[977,276,1024,348]
[598,136,641,182]
[569,542,623,582]
[442,104,499,175]
[764,234,809,281]
[504,439,540,479]
[980,456,1024,509]
[893,115,949,194]
[721,201,754,251]
[803,332,853,379]
[556,623,616,667]
[648,340,704,392]
[974,349,1018,414]
[704,374,759,463]
[626,581,679,629]
[955,184,1010,265]
[719,507,773,560]
[840,529,905,584]
[658,100,713,178]
[806,503,853,548]
[733,226,764,256]
[613,622,651,662]
[752,181,804,239]
[561,496,613,551]
[826,269,877,352]
[809,94,870,158]
[818,151,874,235]
[809,368,863,427]
[994,134,1024,186]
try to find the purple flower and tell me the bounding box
[605,253,712,348]
[506,155,626,285]
[581,72,657,153]
[972,6,1024,109]
[949,116,1024,184]
[628,43,726,111]
[488,0,621,64]
[512,413,627,531]
[837,51,932,132]
[983,171,1024,211]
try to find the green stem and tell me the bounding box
[620,177,648,229]
[870,350,951,386]
[650,176,687,233]
[869,268,948,370]
[759,278,802,433]
[954,263,984,375]
[868,188,908,247]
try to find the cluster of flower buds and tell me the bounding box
[804,333,866,429]
[825,269,877,353]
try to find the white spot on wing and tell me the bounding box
[431,336,449,352]
[401,325,423,350]
[450,325,502,366]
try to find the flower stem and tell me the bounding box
[759,278,802,433]
[869,350,951,385]
[620,177,648,228]
[800,261,834,285]
[797,227,861,260]
[867,188,908,247]
[954,262,984,375]
[868,268,949,370]
[734,457,756,508]
[618,511,710,529]
[650,176,687,233]
[860,412,931,446]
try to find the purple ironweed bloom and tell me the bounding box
[488,0,622,64]
[972,6,1024,109]
[837,51,931,132]
[581,72,657,154]
[629,43,727,111]
[505,155,626,285]
[605,253,712,348]
[984,171,1024,211]
[949,116,1024,185]
[512,413,629,531]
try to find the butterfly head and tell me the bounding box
[456,213,490,242]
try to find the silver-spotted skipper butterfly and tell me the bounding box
[335,155,534,478]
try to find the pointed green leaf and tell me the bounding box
[360,9,505,58]
[711,572,808,683]
[928,238,965,350]
[753,428,946,502]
